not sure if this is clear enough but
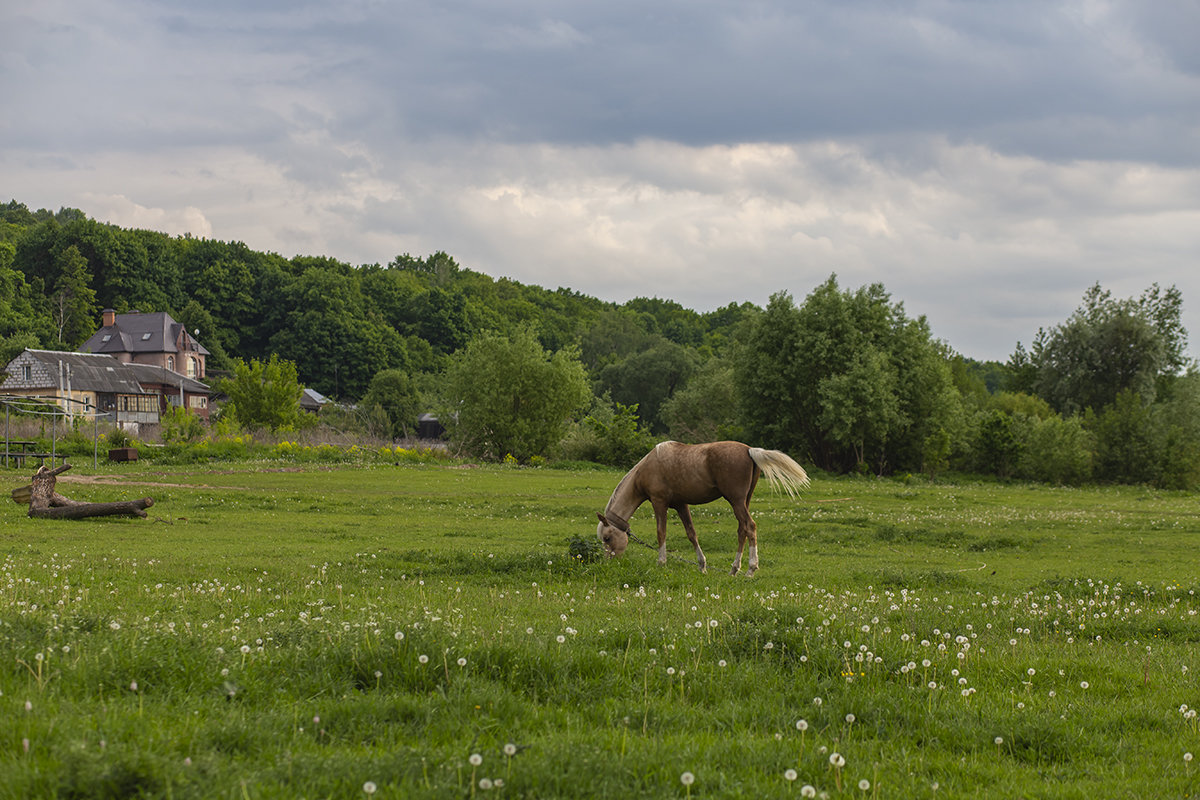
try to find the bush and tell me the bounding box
[160,406,205,444]
[1015,413,1093,485]
[559,396,657,468]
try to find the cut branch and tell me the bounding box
[25,463,155,520]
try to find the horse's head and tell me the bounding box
[596,512,629,557]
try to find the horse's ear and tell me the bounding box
[597,512,608,525]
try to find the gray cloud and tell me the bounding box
[2,0,1198,362]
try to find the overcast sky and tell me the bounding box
[3,1,1198,361]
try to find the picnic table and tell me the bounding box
[2,440,64,469]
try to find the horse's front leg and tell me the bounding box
[652,500,670,566]
[675,505,706,573]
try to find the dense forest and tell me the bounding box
[2,200,1198,487]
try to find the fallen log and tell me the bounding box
[26,463,155,520]
[30,498,155,519]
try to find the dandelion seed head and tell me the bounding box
[680,771,695,786]
[469,753,483,766]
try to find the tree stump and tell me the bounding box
[27,463,155,519]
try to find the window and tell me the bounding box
[188,357,197,378]
[117,395,158,413]
[101,334,112,342]
[189,396,208,409]
[167,356,174,371]
[141,333,152,341]
[22,365,31,381]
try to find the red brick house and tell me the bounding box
[80,309,209,380]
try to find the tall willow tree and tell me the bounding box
[1024,283,1188,413]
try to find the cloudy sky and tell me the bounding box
[3,1,1198,361]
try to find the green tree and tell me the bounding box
[51,245,98,347]
[1029,283,1188,413]
[817,345,903,472]
[594,338,697,432]
[1154,373,1200,489]
[1089,390,1159,484]
[360,369,422,439]
[975,410,1022,478]
[1014,414,1093,485]
[0,241,52,361]
[266,268,408,398]
[442,327,591,461]
[414,287,472,355]
[661,358,744,443]
[580,309,658,372]
[735,277,958,473]
[219,355,304,432]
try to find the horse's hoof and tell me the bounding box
[729,566,740,576]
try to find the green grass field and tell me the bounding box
[2,461,1199,798]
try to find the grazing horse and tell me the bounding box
[596,441,809,576]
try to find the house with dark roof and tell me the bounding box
[2,349,211,428]
[79,309,209,380]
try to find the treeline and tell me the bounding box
[2,200,1197,487]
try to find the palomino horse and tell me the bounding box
[596,441,809,576]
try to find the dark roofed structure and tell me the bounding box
[79,309,210,380]
[2,348,211,427]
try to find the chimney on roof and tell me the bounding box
[102,308,116,327]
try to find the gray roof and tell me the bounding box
[79,311,211,357]
[124,362,210,394]
[300,387,330,410]
[22,350,149,395]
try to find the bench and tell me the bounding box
[5,452,66,469]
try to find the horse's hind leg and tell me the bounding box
[729,503,758,577]
[676,505,706,573]
[729,462,761,576]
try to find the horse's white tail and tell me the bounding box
[748,448,810,498]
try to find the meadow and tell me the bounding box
[1,459,1199,798]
